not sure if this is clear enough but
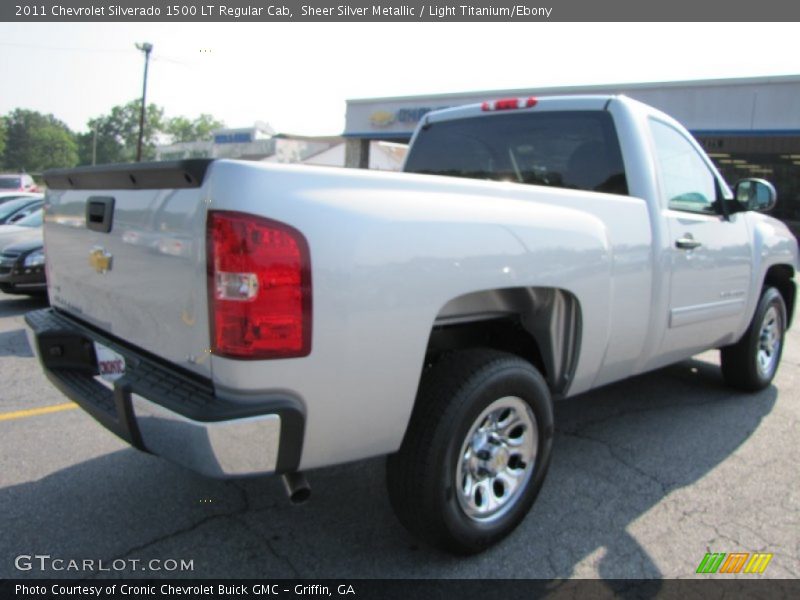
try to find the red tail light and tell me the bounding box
[481,96,538,111]
[495,98,520,110]
[207,211,312,359]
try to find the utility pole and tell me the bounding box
[92,124,97,166]
[135,42,153,162]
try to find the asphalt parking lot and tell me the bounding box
[1,290,798,581]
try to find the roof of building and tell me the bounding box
[346,73,800,105]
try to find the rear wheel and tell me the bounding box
[721,287,786,391]
[386,349,553,554]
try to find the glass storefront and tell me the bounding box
[696,134,800,236]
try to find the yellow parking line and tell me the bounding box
[0,402,78,422]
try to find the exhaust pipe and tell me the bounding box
[281,472,311,504]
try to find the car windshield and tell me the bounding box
[0,198,34,219]
[0,177,22,190]
[15,209,43,228]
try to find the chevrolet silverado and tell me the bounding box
[26,95,798,553]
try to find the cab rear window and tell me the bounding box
[405,110,628,196]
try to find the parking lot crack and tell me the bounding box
[229,481,302,577]
[768,551,800,577]
[86,483,250,579]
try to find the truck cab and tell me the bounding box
[405,95,796,386]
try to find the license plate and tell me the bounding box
[94,342,126,383]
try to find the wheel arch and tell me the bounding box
[763,264,795,327]
[424,287,582,397]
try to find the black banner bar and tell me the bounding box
[3,0,800,22]
[3,579,800,600]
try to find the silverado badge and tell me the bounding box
[89,247,113,274]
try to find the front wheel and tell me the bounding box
[386,349,554,554]
[721,287,787,391]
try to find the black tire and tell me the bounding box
[386,349,554,554]
[721,287,786,391]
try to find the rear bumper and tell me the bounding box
[24,308,305,478]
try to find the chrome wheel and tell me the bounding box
[455,396,537,523]
[756,306,782,378]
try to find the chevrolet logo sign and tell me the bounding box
[89,247,113,274]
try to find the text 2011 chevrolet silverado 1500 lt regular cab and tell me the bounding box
[27,95,798,553]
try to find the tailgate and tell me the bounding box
[43,160,213,378]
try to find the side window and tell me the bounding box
[650,119,718,214]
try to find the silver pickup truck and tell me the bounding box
[27,95,798,553]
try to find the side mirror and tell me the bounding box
[734,178,777,213]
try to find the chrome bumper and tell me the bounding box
[25,308,305,479]
[131,395,281,477]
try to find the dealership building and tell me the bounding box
[344,75,800,235]
[155,122,408,171]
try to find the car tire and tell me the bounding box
[386,349,554,554]
[721,287,787,392]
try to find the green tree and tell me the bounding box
[112,99,164,159]
[2,109,78,173]
[78,99,165,165]
[76,101,225,165]
[165,114,224,143]
[77,117,127,166]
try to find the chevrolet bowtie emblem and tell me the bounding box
[89,247,113,274]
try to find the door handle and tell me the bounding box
[675,235,702,250]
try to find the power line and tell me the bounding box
[0,41,191,66]
[151,55,191,67]
[0,41,131,53]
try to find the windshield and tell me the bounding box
[0,198,35,219]
[405,110,628,195]
[0,177,22,190]
[15,209,43,228]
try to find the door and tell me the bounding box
[650,119,752,358]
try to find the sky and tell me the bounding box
[0,22,798,136]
